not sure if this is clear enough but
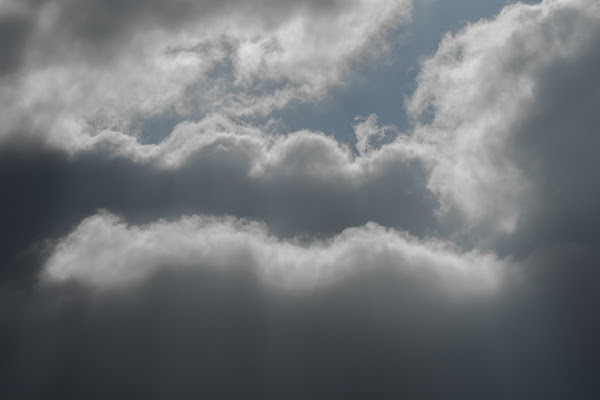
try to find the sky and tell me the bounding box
[1,0,600,398]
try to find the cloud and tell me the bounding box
[3,224,600,399]
[0,0,411,148]
[0,127,437,286]
[2,0,598,288]
[42,210,504,294]
[405,0,600,234]
[2,1,600,398]
[8,0,598,248]
[353,113,398,156]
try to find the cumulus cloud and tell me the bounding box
[0,0,411,148]
[51,111,420,186]
[42,210,505,294]
[405,0,600,233]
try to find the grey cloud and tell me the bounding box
[1,247,600,399]
[0,0,411,145]
[0,141,438,287]
[58,0,347,36]
[495,29,600,256]
[11,0,348,54]
[41,210,503,291]
[0,14,33,76]
[403,0,600,242]
[40,0,351,72]
[3,1,600,398]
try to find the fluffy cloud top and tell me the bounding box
[0,0,411,147]
[406,0,600,231]
[43,210,505,294]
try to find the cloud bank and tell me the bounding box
[2,0,600,399]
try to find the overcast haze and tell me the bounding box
[2,0,600,398]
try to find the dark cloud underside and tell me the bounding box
[0,143,437,286]
[2,257,600,400]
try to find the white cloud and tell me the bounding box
[231,0,408,92]
[353,113,398,156]
[43,210,507,294]
[405,0,600,232]
[0,0,411,146]
[61,113,417,188]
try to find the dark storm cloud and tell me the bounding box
[1,250,600,400]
